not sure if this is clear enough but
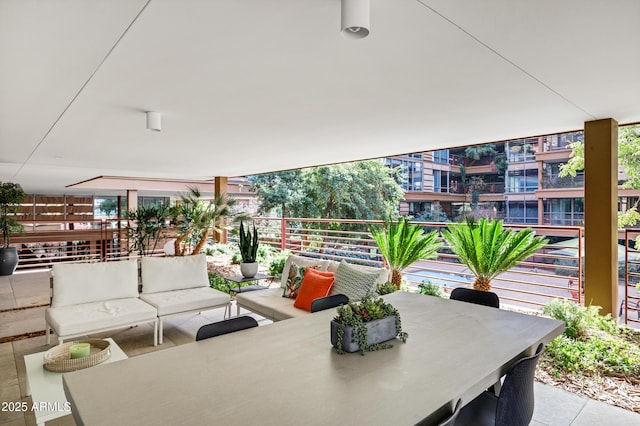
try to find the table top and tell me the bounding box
[24,338,127,424]
[225,273,273,283]
[62,293,564,426]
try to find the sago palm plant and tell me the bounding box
[441,218,547,291]
[370,217,441,289]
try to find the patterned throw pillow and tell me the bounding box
[330,260,382,301]
[282,263,317,299]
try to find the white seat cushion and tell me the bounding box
[140,287,230,316]
[236,288,308,321]
[51,260,139,307]
[45,298,157,337]
[141,254,209,294]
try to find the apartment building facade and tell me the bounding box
[386,130,639,226]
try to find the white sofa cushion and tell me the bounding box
[141,254,209,294]
[51,260,139,308]
[327,260,389,285]
[280,255,331,288]
[236,288,308,321]
[45,298,157,337]
[140,287,230,316]
[329,261,387,301]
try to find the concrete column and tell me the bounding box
[126,190,138,212]
[584,118,618,316]
[214,177,228,244]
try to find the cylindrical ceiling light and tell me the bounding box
[341,0,370,39]
[146,111,161,131]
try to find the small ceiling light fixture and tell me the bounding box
[341,0,370,39]
[146,111,162,131]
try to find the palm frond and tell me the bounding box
[442,218,547,289]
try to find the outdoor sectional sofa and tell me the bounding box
[45,254,230,346]
[235,254,389,321]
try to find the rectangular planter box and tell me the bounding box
[330,316,398,353]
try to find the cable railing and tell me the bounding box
[10,217,584,312]
[247,218,583,311]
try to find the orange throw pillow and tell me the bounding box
[293,268,335,312]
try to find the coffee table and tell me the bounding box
[24,338,127,425]
[225,273,273,316]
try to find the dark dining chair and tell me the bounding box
[437,399,461,426]
[195,316,259,341]
[450,287,500,309]
[311,294,349,312]
[453,343,544,426]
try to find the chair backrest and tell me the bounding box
[450,287,500,308]
[495,343,544,426]
[311,294,349,312]
[437,399,461,426]
[195,316,259,341]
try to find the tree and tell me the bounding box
[441,218,547,291]
[171,188,244,256]
[248,170,304,217]
[559,125,640,226]
[250,161,404,221]
[125,203,170,256]
[97,198,118,217]
[370,217,441,288]
[414,203,448,223]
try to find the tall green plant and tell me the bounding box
[171,189,244,256]
[441,218,547,291]
[369,217,441,289]
[238,220,259,263]
[125,203,170,256]
[0,182,26,248]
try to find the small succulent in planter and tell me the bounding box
[331,295,408,355]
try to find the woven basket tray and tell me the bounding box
[43,339,111,372]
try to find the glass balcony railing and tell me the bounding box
[541,174,584,189]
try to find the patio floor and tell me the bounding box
[1,270,639,426]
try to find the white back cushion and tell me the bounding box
[280,255,331,288]
[327,261,389,284]
[51,260,139,308]
[141,254,209,294]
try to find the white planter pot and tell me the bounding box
[240,262,258,278]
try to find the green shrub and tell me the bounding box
[418,281,444,298]
[543,299,622,339]
[268,250,290,279]
[208,273,231,294]
[376,282,397,296]
[543,299,592,338]
[545,334,640,376]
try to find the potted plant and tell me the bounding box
[441,217,547,291]
[369,217,441,289]
[331,295,408,355]
[238,220,259,278]
[0,182,26,275]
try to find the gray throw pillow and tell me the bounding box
[330,260,381,301]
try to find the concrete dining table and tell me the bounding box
[62,292,564,425]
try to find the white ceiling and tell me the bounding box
[1,0,639,195]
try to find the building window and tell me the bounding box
[433,150,449,164]
[506,169,538,193]
[506,139,537,163]
[543,198,584,226]
[433,170,449,193]
[542,131,583,151]
[383,158,423,191]
[505,200,538,224]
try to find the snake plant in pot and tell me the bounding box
[238,220,259,278]
[0,182,26,276]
